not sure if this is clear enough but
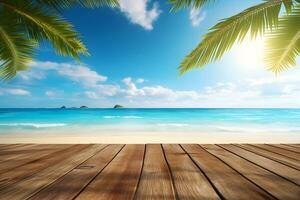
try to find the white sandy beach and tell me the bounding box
[1,130,299,144]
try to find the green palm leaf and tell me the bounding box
[2,0,87,60]
[36,0,119,11]
[0,15,36,80]
[265,4,300,73]
[179,0,294,74]
[169,0,215,11]
[0,0,119,79]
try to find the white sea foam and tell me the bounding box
[103,116,143,119]
[157,123,189,127]
[213,125,300,133]
[0,123,66,128]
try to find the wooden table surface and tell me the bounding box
[0,144,299,199]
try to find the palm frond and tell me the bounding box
[179,0,294,74]
[283,0,294,13]
[169,0,215,11]
[2,0,88,60]
[36,0,119,11]
[265,4,300,73]
[0,16,36,80]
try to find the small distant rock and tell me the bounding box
[80,106,88,109]
[113,105,124,109]
[60,106,66,109]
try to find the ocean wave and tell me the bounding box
[103,116,143,119]
[157,123,189,127]
[0,123,66,128]
[213,125,300,133]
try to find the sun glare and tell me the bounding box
[234,36,265,71]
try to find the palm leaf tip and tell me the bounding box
[2,1,89,60]
[178,0,290,74]
[265,4,300,73]
[0,22,36,80]
[36,0,119,10]
[0,0,119,79]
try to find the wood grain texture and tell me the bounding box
[0,144,85,189]
[183,144,274,200]
[0,144,299,200]
[284,144,300,150]
[134,144,176,200]
[75,144,145,200]
[237,144,300,170]
[258,144,300,161]
[220,144,300,185]
[273,144,300,154]
[0,144,69,174]
[203,144,300,200]
[0,144,38,163]
[0,144,106,200]
[29,144,123,200]
[163,144,220,200]
[0,144,26,151]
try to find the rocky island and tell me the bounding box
[113,105,124,109]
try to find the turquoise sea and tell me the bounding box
[0,108,300,134]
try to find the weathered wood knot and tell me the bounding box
[75,165,95,169]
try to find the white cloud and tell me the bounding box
[22,61,119,99]
[15,61,300,108]
[85,91,99,99]
[189,8,206,27]
[142,86,199,99]
[93,84,121,97]
[247,75,300,86]
[58,65,107,87]
[122,77,145,96]
[136,78,145,83]
[19,70,45,81]
[121,77,199,99]
[119,0,161,30]
[7,89,30,96]
[30,61,107,87]
[27,61,120,99]
[45,91,56,97]
[0,88,31,96]
[115,73,300,108]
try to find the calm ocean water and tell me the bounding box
[0,108,300,134]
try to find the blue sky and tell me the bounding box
[1,0,300,108]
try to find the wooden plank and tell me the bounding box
[0,144,37,162]
[0,144,27,151]
[0,144,68,161]
[220,144,300,185]
[0,145,69,173]
[237,144,300,170]
[0,144,10,148]
[0,144,36,155]
[0,144,106,200]
[0,144,87,189]
[134,144,176,200]
[162,144,220,200]
[254,144,300,161]
[277,144,300,154]
[284,144,300,149]
[0,144,64,158]
[182,144,274,200]
[203,144,300,200]
[75,144,145,200]
[28,144,123,200]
